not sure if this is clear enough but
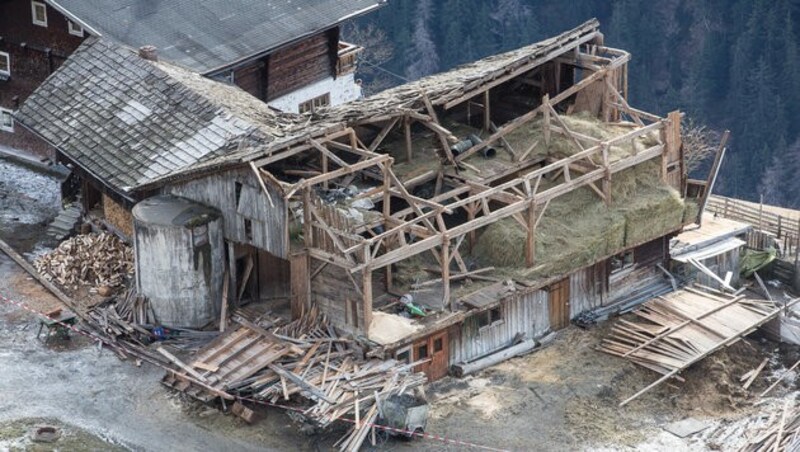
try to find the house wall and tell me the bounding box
[450,289,549,364]
[309,261,365,333]
[267,72,362,113]
[569,262,607,317]
[266,30,336,101]
[0,0,87,158]
[167,167,288,259]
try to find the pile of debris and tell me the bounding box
[34,232,133,290]
[163,308,426,451]
[740,402,800,451]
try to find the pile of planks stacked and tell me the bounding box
[740,402,800,452]
[168,307,427,451]
[34,232,134,290]
[599,285,781,406]
[87,286,152,343]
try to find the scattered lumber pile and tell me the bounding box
[163,307,426,451]
[740,402,800,452]
[34,232,133,290]
[598,285,782,406]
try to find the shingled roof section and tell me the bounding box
[15,38,306,196]
[50,0,384,74]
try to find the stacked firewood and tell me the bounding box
[34,232,134,290]
[740,402,800,452]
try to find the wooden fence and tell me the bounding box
[707,196,800,258]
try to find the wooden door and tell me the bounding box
[549,277,570,330]
[413,330,449,381]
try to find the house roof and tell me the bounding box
[48,0,384,74]
[14,37,313,197]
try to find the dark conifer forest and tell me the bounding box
[348,0,800,207]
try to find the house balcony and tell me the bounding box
[336,41,363,76]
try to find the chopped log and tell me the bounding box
[451,338,538,378]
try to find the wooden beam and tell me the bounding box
[525,200,536,267]
[369,117,400,152]
[483,90,491,132]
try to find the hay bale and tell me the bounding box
[622,186,685,246]
[683,199,700,224]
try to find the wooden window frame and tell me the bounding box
[31,1,48,27]
[298,93,331,114]
[0,108,14,133]
[610,249,635,275]
[0,52,10,78]
[67,20,84,37]
[477,306,503,330]
[395,345,412,365]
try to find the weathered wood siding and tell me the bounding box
[608,237,667,304]
[233,60,266,100]
[697,247,741,289]
[569,263,607,317]
[450,289,549,364]
[310,261,365,334]
[267,30,335,100]
[167,167,287,258]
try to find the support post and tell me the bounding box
[381,163,393,292]
[483,90,491,132]
[467,200,476,252]
[404,115,413,162]
[525,200,536,267]
[542,94,551,146]
[303,189,312,248]
[362,266,373,332]
[601,143,611,206]
[442,234,451,307]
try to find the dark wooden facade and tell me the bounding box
[229,28,339,102]
[0,0,87,158]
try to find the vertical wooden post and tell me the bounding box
[759,194,764,232]
[601,144,611,206]
[227,241,238,310]
[302,188,312,248]
[321,153,329,189]
[778,216,783,239]
[542,94,551,147]
[381,163,393,292]
[404,115,413,162]
[525,200,536,267]
[441,235,451,307]
[362,267,373,332]
[362,246,373,332]
[483,90,491,132]
[467,201,476,252]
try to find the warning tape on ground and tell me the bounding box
[0,291,509,452]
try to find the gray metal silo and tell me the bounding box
[132,195,225,328]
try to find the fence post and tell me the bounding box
[778,215,783,239]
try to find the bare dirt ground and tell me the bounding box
[2,158,800,451]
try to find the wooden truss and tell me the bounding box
[249,42,684,330]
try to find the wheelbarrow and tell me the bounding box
[376,393,429,442]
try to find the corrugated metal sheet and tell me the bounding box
[450,289,549,364]
[167,168,287,258]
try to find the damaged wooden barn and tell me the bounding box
[14,19,703,382]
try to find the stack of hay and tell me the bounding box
[34,232,134,290]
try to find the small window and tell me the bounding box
[244,218,253,241]
[489,307,502,324]
[67,20,84,37]
[395,347,411,365]
[416,344,429,360]
[31,1,47,27]
[433,337,443,353]
[0,109,13,133]
[0,52,10,78]
[477,307,503,329]
[298,93,331,114]
[610,250,635,274]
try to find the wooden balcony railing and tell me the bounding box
[337,41,362,76]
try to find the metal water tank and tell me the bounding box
[132,195,224,328]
